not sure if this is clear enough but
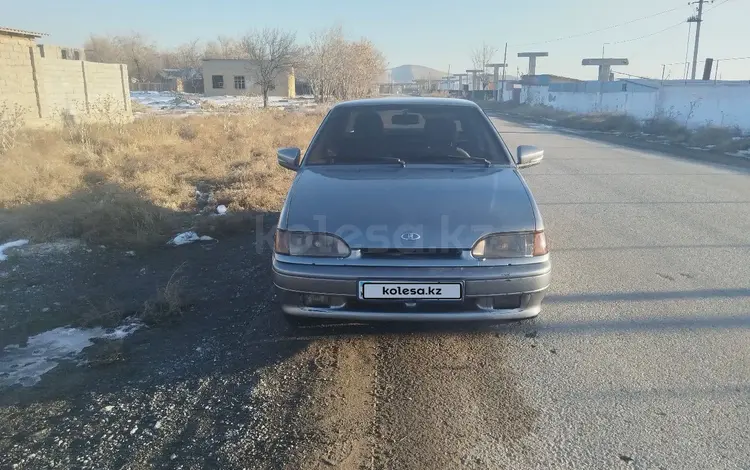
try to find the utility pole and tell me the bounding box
[683,21,693,81]
[688,0,710,80]
[500,42,508,102]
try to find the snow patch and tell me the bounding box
[726,149,750,158]
[167,231,215,246]
[528,123,556,131]
[0,239,29,261]
[130,91,317,115]
[0,322,142,388]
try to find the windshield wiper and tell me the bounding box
[422,155,492,167]
[335,156,406,167]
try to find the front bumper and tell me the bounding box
[272,258,551,321]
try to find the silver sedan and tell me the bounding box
[272,97,550,326]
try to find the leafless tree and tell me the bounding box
[303,26,345,101]
[218,35,245,59]
[84,33,160,83]
[302,26,386,102]
[174,39,202,69]
[241,28,302,107]
[170,39,204,89]
[84,35,121,63]
[470,42,498,90]
[118,34,161,82]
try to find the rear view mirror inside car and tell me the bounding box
[391,113,420,125]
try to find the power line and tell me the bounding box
[705,0,740,12]
[620,0,740,79]
[609,19,687,45]
[661,55,750,67]
[512,6,687,47]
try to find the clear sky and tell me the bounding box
[3,0,749,80]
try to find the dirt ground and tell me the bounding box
[0,210,538,470]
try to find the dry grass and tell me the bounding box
[478,101,749,151]
[130,99,150,113]
[140,262,187,325]
[0,109,324,247]
[1,102,27,154]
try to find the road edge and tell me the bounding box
[487,111,750,171]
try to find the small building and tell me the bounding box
[37,44,86,61]
[202,59,295,98]
[156,68,203,93]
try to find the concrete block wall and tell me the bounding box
[83,61,131,115]
[0,35,40,120]
[38,58,87,118]
[0,35,131,126]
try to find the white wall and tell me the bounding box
[521,81,750,131]
[658,83,750,129]
[548,90,658,120]
[521,86,549,106]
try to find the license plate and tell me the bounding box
[359,282,463,300]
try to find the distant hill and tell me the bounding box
[384,65,447,84]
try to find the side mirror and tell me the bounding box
[516,145,544,168]
[277,147,301,171]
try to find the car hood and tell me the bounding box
[283,166,537,249]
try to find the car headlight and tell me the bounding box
[274,229,351,257]
[471,231,548,258]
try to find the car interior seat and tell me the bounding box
[424,117,458,155]
[342,111,385,161]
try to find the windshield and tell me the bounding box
[303,104,512,166]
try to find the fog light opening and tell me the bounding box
[476,297,494,310]
[493,295,523,310]
[302,294,346,309]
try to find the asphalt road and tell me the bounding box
[288,119,750,470]
[478,119,750,469]
[2,118,749,470]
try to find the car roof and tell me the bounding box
[331,97,482,109]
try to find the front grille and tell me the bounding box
[360,248,463,260]
[347,298,476,313]
[346,295,522,313]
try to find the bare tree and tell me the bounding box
[470,42,498,90]
[174,39,202,69]
[171,39,204,90]
[302,26,386,102]
[303,26,345,101]
[118,34,161,83]
[84,35,121,63]
[345,38,386,99]
[85,33,160,82]
[241,28,302,108]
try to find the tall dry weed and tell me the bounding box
[0,109,324,247]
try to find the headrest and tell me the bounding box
[352,111,384,137]
[424,117,457,142]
